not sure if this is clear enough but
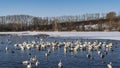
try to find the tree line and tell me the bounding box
[0,12,120,31]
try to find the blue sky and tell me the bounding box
[0,0,120,17]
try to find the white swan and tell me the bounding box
[30,56,37,63]
[35,60,39,66]
[27,63,31,68]
[47,49,51,54]
[58,60,63,68]
[45,52,49,57]
[5,46,8,51]
[22,60,30,65]
[107,62,112,68]
[98,51,101,55]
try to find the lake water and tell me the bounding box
[0,35,120,68]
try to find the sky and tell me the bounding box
[0,0,120,17]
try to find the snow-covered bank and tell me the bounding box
[0,31,120,40]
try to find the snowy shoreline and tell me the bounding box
[0,31,120,40]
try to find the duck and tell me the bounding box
[86,54,91,59]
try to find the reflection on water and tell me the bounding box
[0,35,120,68]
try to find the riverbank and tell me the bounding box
[0,31,120,40]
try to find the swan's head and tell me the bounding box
[110,62,112,65]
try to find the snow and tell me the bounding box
[0,31,120,40]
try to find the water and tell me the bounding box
[0,35,120,68]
